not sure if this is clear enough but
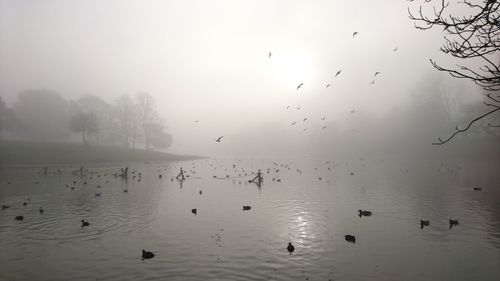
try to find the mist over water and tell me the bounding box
[1,0,499,280]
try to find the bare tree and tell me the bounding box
[409,0,500,144]
[114,94,140,148]
[70,112,98,146]
[135,92,159,150]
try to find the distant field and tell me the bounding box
[0,140,203,166]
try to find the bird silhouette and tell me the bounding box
[322,126,327,129]
[326,84,331,88]
[321,117,326,120]
[194,120,199,123]
[215,136,223,142]
[268,51,272,58]
[291,122,297,126]
[345,234,356,243]
[393,47,398,52]
[352,32,358,37]
[286,105,290,109]
[287,242,295,253]
[142,250,155,260]
[420,219,430,229]
[303,118,308,122]
[374,72,381,77]
[297,83,304,90]
[335,70,342,77]
[369,80,375,84]
[296,106,301,110]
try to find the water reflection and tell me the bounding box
[0,158,499,281]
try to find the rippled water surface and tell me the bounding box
[1,158,499,281]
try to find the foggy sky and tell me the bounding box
[0,0,481,156]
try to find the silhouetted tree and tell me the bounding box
[0,96,16,134]
[135,92,159,150]
[76,95,114,144]
[69,112,98,145]
[409,0,500,144]
[145,122,172,150]
[114,94,140,148]
[13,90,71,140]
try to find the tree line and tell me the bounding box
[0,90,172,150]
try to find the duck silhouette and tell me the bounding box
[81,220,90,227]
[287,242,295,253]
[358,210,372,217]
[345,235,356,243]
[142,250,155,260]
[420,219,430,229]
[15,215,24,221]
[449,219,459,228]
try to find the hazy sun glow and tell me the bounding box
[269,51,316,90]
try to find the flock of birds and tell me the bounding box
[202,32,399,142]
[1,157,477,264]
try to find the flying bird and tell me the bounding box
[303,118,308,122]
[296,106,301,110]
[326,84,331,88]
[268,51,272,58]
[194,120,199,123]
[369,80,375,84]
[297,83,304,90]
[321,117,326,120]
[374,72,381,77]
[393,47,398,52]
[215,136,224,142]
[286,105,290,109]
[335,70,342,77]
[291,122,297,126]
[352,32,358,38]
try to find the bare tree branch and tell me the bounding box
[432,106,500,145]
[410,0,500,144]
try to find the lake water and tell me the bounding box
[1,158,499,281]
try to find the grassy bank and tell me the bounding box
[0,140,203,166]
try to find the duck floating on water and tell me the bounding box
[449,219,459,228]
[287,242,295,253]
[81,220,90,227]
[242,206,251,211]
[358,210,372,217]
[345,235,356,243]
[15,215,24,221]
[420,219,430,228]
[142,250,155,260]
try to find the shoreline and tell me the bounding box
[0,140,205,167]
